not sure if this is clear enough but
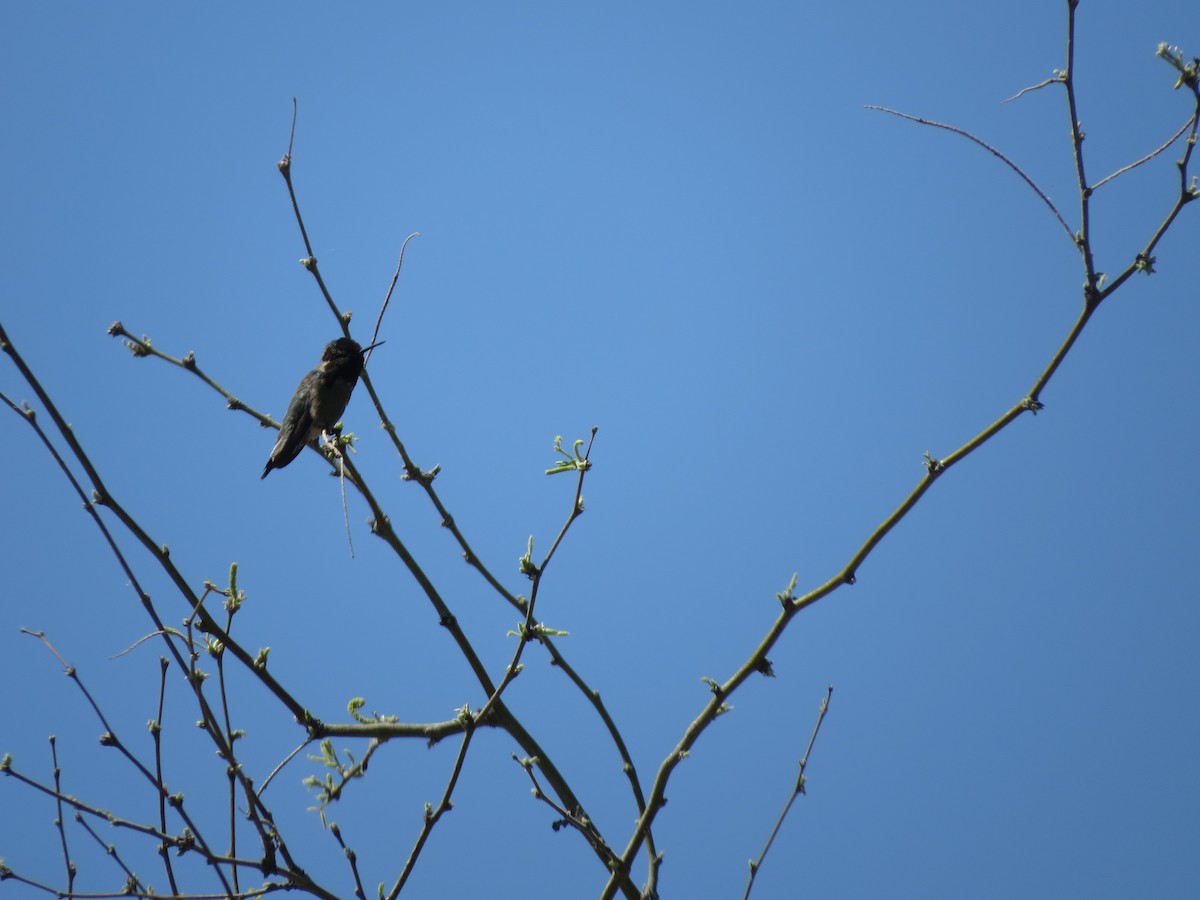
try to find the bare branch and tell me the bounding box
[743,686,834,899]
[1092,114,1196,191]
[1002,73,1063,103]
[865,105,1075,243]
[368,230,421,355]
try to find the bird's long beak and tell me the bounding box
[362,339,385,363]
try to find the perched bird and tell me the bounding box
[261,336,382,479]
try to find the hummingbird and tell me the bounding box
[260,336,383,479]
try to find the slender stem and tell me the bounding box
[48,737,75,897]
[742,686,834,900]
[152,656,180,895]
[1063,0,1099,294]
[388,729,477,899]
[1092,115,1195,191]
[866,105,1075,244]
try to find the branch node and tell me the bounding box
[922,451,944,475]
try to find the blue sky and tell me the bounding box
[2,2,1198,898]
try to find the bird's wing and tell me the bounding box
[269,382,315,467]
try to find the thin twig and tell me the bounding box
[368,230,421,358]
[1002,74,1062,103]
[1062,1,1099,294]
[2,760,175,843]
[277,100,342,323]
[865,105,1075,244]
[106,321,273,428]
[258,738,315,798]
[76,812,143,890]
[743,685,834,900]
[541,634,658,872]
[474,428,598,728]
[512,753,621,868]
[388,727,477,899]
[110,630,180,658]
[1092,114,1196,191]
[329,823,367,900]
[287,97,298,161]
[215,591,241,894]
[152,656,180,895]
[48,737,75,897]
